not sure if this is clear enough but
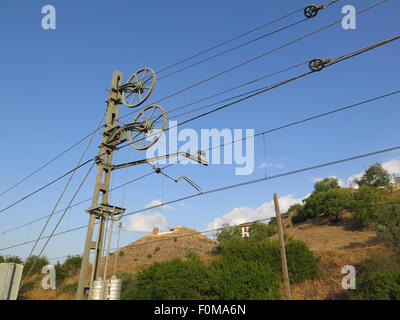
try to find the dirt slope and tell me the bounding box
[21,226,216,300]
[276,214,393,300]
[21,219,394,300]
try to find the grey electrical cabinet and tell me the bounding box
[0,263,24,300]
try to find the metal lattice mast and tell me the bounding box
[76,70,124,300]
[75,67,206,300]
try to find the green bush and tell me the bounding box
[122,237,317,300]
[119,250,125,257]
[376,204,400,246]
[185,249,199,260]
[291,206,310,224]
[352,185,388,228]
[285,240,319,283]
[351,268,400,300]
[208,257,281,299]
[286,203,303,216]
[117,272,135,295]
[248,221,276,242]
[147,254,152,259]
[55,255,82,283]
[154,247,160,254]
[3,256,23,264]
[22,256,49,277]
[122,258,210,300]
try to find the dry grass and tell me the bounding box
[22,220,394,300]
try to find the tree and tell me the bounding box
[23,255,49,277]
[352,185,388,228]
[248,221,276,242]
[355,163,391,188]
[376,204,400,247]
[211,224,243,254]
[313,177,340,193]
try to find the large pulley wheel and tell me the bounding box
[121,67,156,108]
[128,104,167,150]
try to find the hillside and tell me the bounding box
[20,226,216,300]
[19,213,398,300]
[276,214,392,299]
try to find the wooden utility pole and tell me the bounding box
[273,193,291,300]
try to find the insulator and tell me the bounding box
[88,277,104,300]
[107,275,122,300]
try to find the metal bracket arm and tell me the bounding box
[111,151,208,171]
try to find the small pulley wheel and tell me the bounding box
[309,58,324,72]
[304,5,319,18]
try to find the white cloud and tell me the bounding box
[382,159,400,176]
[206,194,303,231]
[144,199,173,211]
[125,212,167,233]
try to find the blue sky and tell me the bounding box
[0,0,399,262]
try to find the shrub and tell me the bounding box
[154,247,160,254]
[351,268,400,300]
[119,250,125,257]
[216,224,243,247]
[117,272,135,295]
[286,203,303,216]
[185,249,199,260]
[208,257,281,299]
[291,206,309,224]
[4,256,23,264]
[55,255,82,283]
[147,254,152,259]
[285,240,319,283]
[248,221,276,242]
[376,204,400,246]
[122,258,210,300]
[174,238,177,242]
[352,185,388,228]
[23,255,49,277]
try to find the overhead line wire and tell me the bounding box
[1,37,398,234]
[0,3,319,199]
[23,110,106,268]
[3,143,400,253]
[118,0,387,123]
